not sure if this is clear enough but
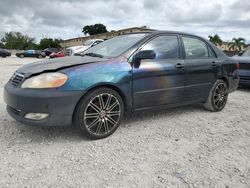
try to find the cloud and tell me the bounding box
[0,0,250,42]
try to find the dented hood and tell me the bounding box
[17,56,108,77]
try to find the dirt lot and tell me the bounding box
[0,57,249,187]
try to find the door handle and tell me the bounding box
[211,61,218,66]
[175,63,184,69]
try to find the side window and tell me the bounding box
[182,37,209,59]
[141,35,179,59]
[26,50,33,54]
[208,46,216,58]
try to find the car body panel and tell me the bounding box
[16,50,46,58]
[49,52,65,58]
[232,55,250,86]
[17,56,108,77]
[132,58,185,109]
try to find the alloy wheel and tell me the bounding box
[84,93,121,136]
[213,82,228,110]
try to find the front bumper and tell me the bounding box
[4,82,84,126]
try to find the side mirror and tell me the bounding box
[133,50,156,68]
[134,50,156,61]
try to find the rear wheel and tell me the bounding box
[20,54,24,58]
[74,87,124,139]
[203,79,228,111]
[38,55,42,59]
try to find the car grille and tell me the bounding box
[11,72,25,87]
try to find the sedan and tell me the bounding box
[0,48,11,58]
[232,47,250,86]
[4,31,239,139]
[49,52,65,58]
[16,50,46,58]
[43,48,59,56]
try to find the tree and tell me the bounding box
[208,34,223,46]
[228,37,246,51]
[1,32,36,50]
[82,24,108,35]
[38,38,62,50]
[0,42,4,48]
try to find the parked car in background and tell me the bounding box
[66,39,103,56]
[43,48,59,56]
[49,52,65,58]
[0,49,11,58]
[16,50,46,58]
[232,47,250,86]
[4,31,239,139]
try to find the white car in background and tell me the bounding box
[66,39,104,56]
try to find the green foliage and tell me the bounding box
[1,32,37,50]
[208,34,223,46]
[0,42,4,48]
[82,23,108,35]
[38,38,62,50]
[228,37,246,51]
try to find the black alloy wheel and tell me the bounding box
[204,79,228,112]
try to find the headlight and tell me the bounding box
[21,73,68,88]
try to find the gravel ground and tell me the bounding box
[0,56,249,188]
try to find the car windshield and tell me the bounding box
[242,48,250,57]
[83,34,148,58]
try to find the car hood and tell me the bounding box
[17,56,108,77]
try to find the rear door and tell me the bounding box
[181,35,219,102]
[132,35,185,110]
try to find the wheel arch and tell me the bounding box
[218,76,229,88]
[72,83,129,123]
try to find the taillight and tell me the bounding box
[236,62,240,69]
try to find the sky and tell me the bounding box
[0,0,250,43]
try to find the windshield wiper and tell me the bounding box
[84,52,104,58]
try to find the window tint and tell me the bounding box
[141,35,179,59]
[182,37,209,59]
[208,46,216,58]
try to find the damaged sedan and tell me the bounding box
[4,31,239,139]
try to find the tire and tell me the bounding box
[203,79,228,112]
[74,87,124,139]
[38,55,42,59]
[20,54,24,58]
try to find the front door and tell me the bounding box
[132,35,185,110]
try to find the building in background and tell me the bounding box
[60,26,155,49]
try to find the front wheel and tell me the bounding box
[203,79,228,112]
[74,87,124,139]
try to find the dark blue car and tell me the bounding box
[4,31,239,139]
[232,47,250,86]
